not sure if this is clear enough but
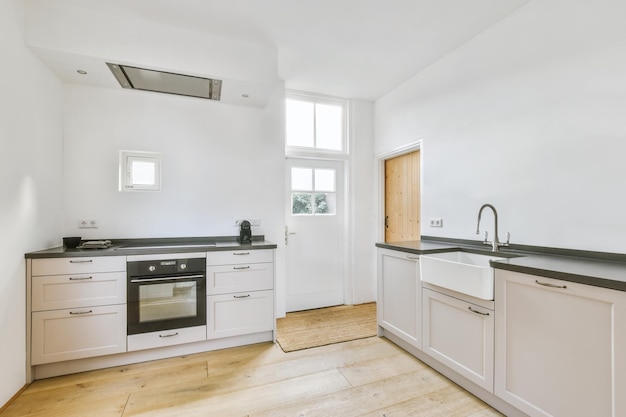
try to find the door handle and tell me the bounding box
[285,226,296,245]
[385,216,389,229]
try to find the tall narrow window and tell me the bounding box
[286,94,346,153]
[291,167,336,215]
[120,150,161,191]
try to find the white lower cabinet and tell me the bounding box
[377,248,421,347]
[31,304,126,365]
[495,270,626,417]
[422,288,494,392]
[207,290,274,339]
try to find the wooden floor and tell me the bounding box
[2,337,503,417]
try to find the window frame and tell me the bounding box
[285,91,348,157]
[119,150,161,192]
[290,166,337,216]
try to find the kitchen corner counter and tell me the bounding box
[377,238,626,292]
[26,236,277,259]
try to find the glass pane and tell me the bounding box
[315,193,336,215]
[292,192,313,214]
[314,169,335,192]
[286,99,314,148]
[291,167,313,191]
[315,103,343,151]
[139,282,197,323]
[130,158,156,185]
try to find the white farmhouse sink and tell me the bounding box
[420,251,506,300]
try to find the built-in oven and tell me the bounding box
[127,253,206,335]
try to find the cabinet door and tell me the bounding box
[127,326,207,352]
[31,304,126,365]
[377,249,421,347]
[207,290,274,339]
[32,272,126,311]
[206,263,274,295]
[495,270,626,417]
[422,288,494,392]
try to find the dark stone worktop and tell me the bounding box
[377,237,626,292]
[25,236,277,259]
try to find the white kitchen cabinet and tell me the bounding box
[207,290,274,339]
[422,287,494,392]
[127,326,207,352]
[495,270,626,417]
[206,250,275,340]
[377,248,421,348]
[30,256,127,365]
[31,304,126,365]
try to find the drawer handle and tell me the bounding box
[159,332,179,338]
[69,260,93,264]
[468,307,489,316]
[406,256,419,260]
[69,310,93,315]
[69,276,93,281]
[234,294,251,299]
[233,252,250,256]
[535,280,567,289]
[233,266,251,270]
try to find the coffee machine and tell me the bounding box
[239,220,252,244]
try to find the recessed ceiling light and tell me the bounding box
[242,94,250,98]
[77,70,87,75]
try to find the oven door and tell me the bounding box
[127,274,206,335]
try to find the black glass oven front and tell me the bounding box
[127,256,206,335]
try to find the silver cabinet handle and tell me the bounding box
[233,266,250,270]
[233,252,250,256]
[69,259,93,263]
[69,310,93,315]
[234,294,251,299]
[407,255,419,260]
[468,307,490,316]
[69,276,93,281]
[158,332,179,338]
[535,280,567,289]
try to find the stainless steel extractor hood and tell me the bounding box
[106,63,222,101]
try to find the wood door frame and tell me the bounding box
[376,140,423,242]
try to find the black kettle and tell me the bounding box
[239,220,252,244]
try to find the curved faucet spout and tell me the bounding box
[476,203,499,251]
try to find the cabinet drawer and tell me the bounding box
[31,304,126,365]
[32,272,126,311]
[127,325,207,352]
[207,263,274,295]
[32,256,126,276]
[207,290,274,339]
[206,249,273,266]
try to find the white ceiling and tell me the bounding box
[25,0,529,101]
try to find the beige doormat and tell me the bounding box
[276,302,377,352]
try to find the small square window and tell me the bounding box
[119,150,161,191]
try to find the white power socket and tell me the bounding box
[429,218,443,227]
[79,219,99,229]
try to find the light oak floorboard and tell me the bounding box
[1,337,502,417]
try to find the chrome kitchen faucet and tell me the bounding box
[476,203,510,252]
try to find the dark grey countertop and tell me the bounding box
[26,236,277,259]
[377,238,626,292]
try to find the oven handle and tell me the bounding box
[130,274,204,283]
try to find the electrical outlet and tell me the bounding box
[429,218,443,227]
[79,219,99,229]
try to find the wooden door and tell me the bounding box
[385,150,420,242]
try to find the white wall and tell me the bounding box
[375,0,626,253]
[0,0,64,407]
[350,100,377,303]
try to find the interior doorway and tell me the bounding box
[384,150,421,242]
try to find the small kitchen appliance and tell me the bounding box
[239,220,252,244]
